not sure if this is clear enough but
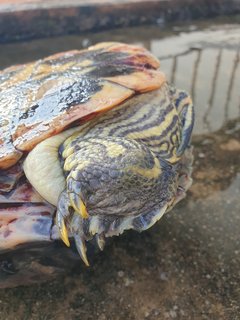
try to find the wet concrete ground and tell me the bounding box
[1,0,239,43]
[0,18,239,320]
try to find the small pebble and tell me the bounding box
[202,138,213,145]
[169,310,177,318]
[124,277,134,286]
[117,270,124,278]
[160,272,168,281]
[145,311,150,318]
[198,152,205,158]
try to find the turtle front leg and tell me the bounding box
[56,135,178,265]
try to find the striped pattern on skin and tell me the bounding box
[55,83,194,265]
[61,83,192,165]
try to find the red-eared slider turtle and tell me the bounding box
[0,42,194,267]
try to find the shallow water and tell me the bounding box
[0,18,239,135]
[0,17,239,320]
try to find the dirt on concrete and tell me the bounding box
[0,20,240,320]
[0,117,239,320]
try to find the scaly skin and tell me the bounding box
[0,43,194,264]
[56,84,194,265]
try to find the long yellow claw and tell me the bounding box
[80,200,89,219]
[56,213,70,247]
[69,193,89,219]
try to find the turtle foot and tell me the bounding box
[56,191,169,266]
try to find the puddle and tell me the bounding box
[0,17,239,320]
[0,20,239,135]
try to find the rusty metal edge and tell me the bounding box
[0,0,239,43]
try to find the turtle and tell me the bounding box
[0,42,194,267]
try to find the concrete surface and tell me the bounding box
[0,18,239,320]
[0,0,240,42]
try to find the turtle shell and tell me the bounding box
[0,42,166,252]
[0,43,194,287]
[0,42,165,170]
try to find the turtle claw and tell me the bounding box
[56,194,90,265]
[73,233,90,266]
[56,210,70,247]
[96,233,105,251]
[56,189,170,265]
[69,192,89,219]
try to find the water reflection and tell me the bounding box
[0,22,239,135]
[0,21,239,317]
[150,28,240,134]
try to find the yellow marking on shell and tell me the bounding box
[52,61,75,73]
[131,157,161,179]
[34,62,72,80]
[74,66,94,75]
[34,62,93,81]
[1,63,34,89]
[34,63,53,79]
[75,59,93,68]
